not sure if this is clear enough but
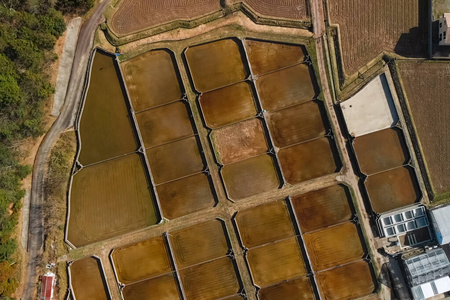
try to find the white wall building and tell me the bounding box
[430,205,450,245]
[439,13,450,46]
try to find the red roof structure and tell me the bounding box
[40,272,55,300]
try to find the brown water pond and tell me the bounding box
[112,235,172,284]
[179,257,241,300]
[185,39,247,92]
[199,82,257,128]
[222,154,280,200]
[78,51,137,165]
[122,49,182,112]
[316,260,374,300]
[353,128,409,175]
[303,222,363,271]
[257,64,316,112]
[247,237,307,287]
[156,173,215,219]
[244,39,305,75]
[365,166,420,213]
[146,136,204,184]
[291,185,352,233]
[234,200,296,248]
[122,273,181,300]
[70,257,110,300]
[258,277,315,300]
[267,101,327,148]
[136,101,194,148]
[278,137,339,185]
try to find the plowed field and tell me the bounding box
[67,154,157,247]
[110,0,221,35]
[397,61,450,196]
[327,0,427,75]
[291,185,352,233]
[234,200,296,248]
[211,118,268,165]
[244,0,309,20]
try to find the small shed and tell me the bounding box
[430,205,450,245]
[40,272,55,300]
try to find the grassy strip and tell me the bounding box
[42,131,77,300]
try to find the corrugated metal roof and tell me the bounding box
[431,205,450,241]
[404,248,450,286]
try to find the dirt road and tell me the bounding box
[23,1,111,299]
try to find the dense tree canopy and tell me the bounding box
[0,0,87,297]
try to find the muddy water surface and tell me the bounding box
[122,274,181,300]
[70,257,110,300]
[78,51,137,165]
[122,50,182,112]
[258,277,315,300]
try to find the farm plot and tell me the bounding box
[110,0,221,35]
[78,51,137,166]
[169,219,229,268]
[69,257,110,300]
[278,137,339,184]
[247,237,307,287]
[211,118,268,165]
[121,49,182,112]
[256,64,316,112]
[316,260,374,300]
[111,236,172,284]
[365,166,421,213]
[135,101,194,148]
[199,82,257,128]
[222,154,280,200]
[156,173,215,219]
[327,0,427,75]
[291,185,352,233]
[266,101,328,148]
[185,39,247,92]
[397,61,450,196]
[353,128,409,175]
[234,200,296,248]
[303,222,364,271]
[67,154,157,247]
[179,257,242,300]
[258,277,315,300]
[122,274,180,300]
[146,136,204,184]
[243,0,309,20]
[244,39,305,75]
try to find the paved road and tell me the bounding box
[23,1,111,299]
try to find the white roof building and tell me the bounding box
[430,205,450,245]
